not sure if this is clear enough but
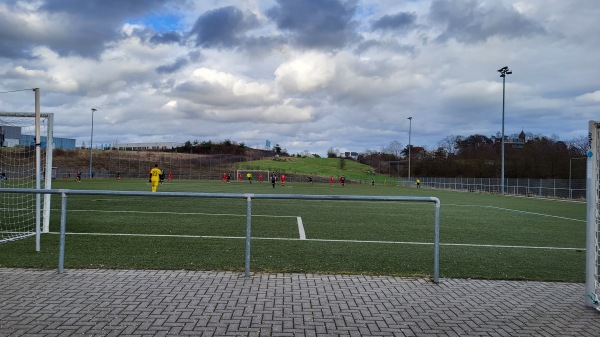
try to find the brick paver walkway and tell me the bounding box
[1,268,599,336]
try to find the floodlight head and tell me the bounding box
[91,108,97,112]
[407,116,412,120]
[506,71,512,74]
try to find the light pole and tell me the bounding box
[407,116,412,185]
[89,108,97,178]
[498,66,512,194]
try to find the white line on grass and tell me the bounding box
[446,204,585,222]
[47,232,584,251]
[61,209,297,218]
[57,209,307,239]
[297,217,306,240]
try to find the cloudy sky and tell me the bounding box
[1,0,598,156]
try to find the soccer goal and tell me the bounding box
[586,120,600,310]
[235,169,270,182]
[0,110,54,248]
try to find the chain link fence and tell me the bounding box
[53,151,258,181]
[401,177,587,201]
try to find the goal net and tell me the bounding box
[234,169,270,183]
[0,112,54,245]
[586,120,600,310]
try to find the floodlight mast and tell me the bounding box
[498,66,512,194]
[407,117,412,184]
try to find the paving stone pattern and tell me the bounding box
[1,268,599,336]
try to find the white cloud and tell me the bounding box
[275,52,337,93]
[576,90,600,105]
[172,67,278,112]
[0,0,599,156]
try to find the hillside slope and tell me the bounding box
[51,150,385,183]
[235,157,378,182]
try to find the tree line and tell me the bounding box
[357,133,588,179]
[171,133,588,180]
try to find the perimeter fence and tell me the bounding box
[53,151,262,181]
[401,177,587,201]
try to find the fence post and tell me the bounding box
[433,198,441,284]
[245,196,252,277]
[58,191,68,274]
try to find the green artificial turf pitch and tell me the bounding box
[0,178,588,282]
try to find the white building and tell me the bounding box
[113,142,182,151]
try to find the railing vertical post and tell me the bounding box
[245,196,252,277]
[58,191,67,274]
[433,198,441,284]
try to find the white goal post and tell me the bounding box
[234,169,270,182]
[586,120,600,310]
[0,110,54,248]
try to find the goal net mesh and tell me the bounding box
[0,113,51,244]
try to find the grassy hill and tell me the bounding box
[234,157,389,184]
[51,150,394,184]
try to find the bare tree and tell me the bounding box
[437,135,463,155]
[327,147,338,158]
[382,140,403,158]
[300,150,312,157]
[568,135,588,156]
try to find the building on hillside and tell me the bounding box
[493,130,526,149]
[20,135,76,149]
[1,125,75,149]
[113,142,182,151]
[0,125,21,147]
[344,151,359,159]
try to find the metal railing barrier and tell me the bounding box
[0,188,441,283]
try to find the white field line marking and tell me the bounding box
[46,232,584,251]
[297,217,306,240]
[52,205,582,248]
[0,208,35,211]
[60,209,297,218]
[446,204,585,222]
[57,209,306,239]
[501,193,586,204]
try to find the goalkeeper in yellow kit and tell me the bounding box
[149,164,161,192]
